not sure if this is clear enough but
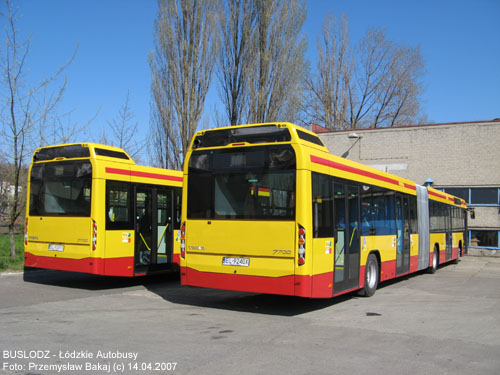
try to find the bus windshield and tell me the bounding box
[29,161,92,217]
[187,145,296,220]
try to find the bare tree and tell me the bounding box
[0,0,75,259]
[216,0,256,126]
[306,14,425,130]
[246,0,308,124]
[147,109,169,168]
[304,13,351,130]
[100,91,143,162]
[349,28,424,128]
[149,0,218,170]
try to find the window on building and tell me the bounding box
[443,187,500,206]
[470,188,499,205]
[470,230,499,248]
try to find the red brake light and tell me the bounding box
[180,222,186,258]
[24,218,28,246]
[298,224,305,266]
[92,220,97,250]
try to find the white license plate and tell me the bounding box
[48,244,64,252]
[222,257,250,267]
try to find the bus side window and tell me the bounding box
[106,181,132,230]
[312,172,334,238]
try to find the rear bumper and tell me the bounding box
[24,252,135,276]
[181,267,336,298]
[181,266,295,295]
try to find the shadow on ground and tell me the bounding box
[21,263,455,317]
[22,266,178,290]
[22,267,354,316]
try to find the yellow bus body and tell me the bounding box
[24,143,182,276]
[180,123,467,297]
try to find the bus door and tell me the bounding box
[156,189,174,266]
[134,187,175,273]
[446,208,453,261]
[396,195,411,275]
[334,183,360,293]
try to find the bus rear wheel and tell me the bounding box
[453,243,462,264]
[428,246,439,274]
[359,253,379,297]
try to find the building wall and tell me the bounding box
[317,120,500,253]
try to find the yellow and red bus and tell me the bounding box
[180,122,467,298]
[24,143,183,276]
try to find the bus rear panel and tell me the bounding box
[182,142,298,294]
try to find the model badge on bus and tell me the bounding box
[189,246,205,250]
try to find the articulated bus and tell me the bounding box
[24,143,183,276]
[180,122,467,298]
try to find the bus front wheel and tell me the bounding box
[359,254,379,297]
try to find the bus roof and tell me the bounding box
[32,143,134,164]
[31,142,183,186]
[190,122,329,152]
[428,186,467,208]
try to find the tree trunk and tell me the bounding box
[9,225,16,260]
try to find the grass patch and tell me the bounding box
[0,234,24,272]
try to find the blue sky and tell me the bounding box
[7,0,500,147]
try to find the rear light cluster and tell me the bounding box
[180,223,186,258]
[298,225,306,266]
[24,218,28,246]
[92,220,97,250]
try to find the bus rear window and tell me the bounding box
[29,161,92,217]
[192,125,291,149]
[188,145,296,220]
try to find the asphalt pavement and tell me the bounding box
[1,256,499,375]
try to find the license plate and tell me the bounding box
[222,257,250,267]
[48,244,64,252]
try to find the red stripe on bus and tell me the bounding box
[105,167,183,182]
[428,190,446,200]
[310,155,416,191]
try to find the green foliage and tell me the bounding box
[0,234,24,272]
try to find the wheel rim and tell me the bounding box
[433,251,438,269]
[367,261,377,288]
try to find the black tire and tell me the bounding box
[359,253,379,297]
[452,243,462,264]
[428,246,439,274]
